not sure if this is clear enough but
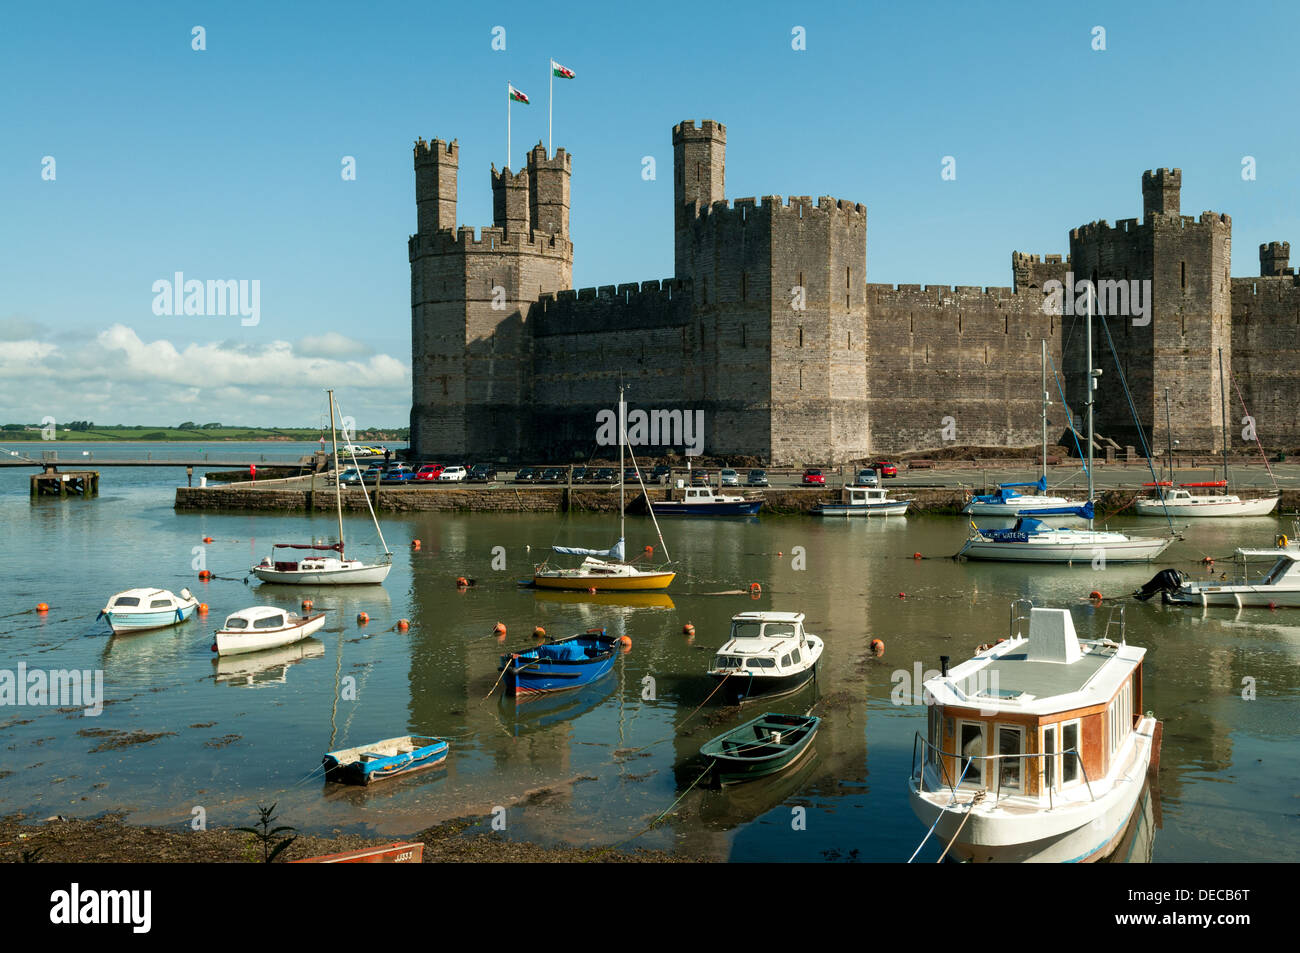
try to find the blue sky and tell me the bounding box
[2,0,1296,427]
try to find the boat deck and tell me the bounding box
[958,644,1116,700]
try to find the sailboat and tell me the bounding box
[958,294,1176,563]
[1134,362,1279,518]
[251,390,393,585]
[964,341,1091,522]
[530,386,676,592]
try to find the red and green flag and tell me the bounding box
[508,84,530,104]
[551,60,575,80]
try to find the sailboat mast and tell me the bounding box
[1085,291,1095,529]
[328,388,345,557]
[1041,340,1047,484]
[1218,347,1229,486]
[618,384,625,545]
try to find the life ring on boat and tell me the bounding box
[1277,534,1289,548]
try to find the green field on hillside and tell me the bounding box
[0,425,407,442]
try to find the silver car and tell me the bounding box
[854,468,879,487]
[720,468,739,487]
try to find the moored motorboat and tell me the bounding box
[1133,483,1279,518]
[699,712,821,786]
[706,611,823,705]
[99,588,199,634]
[322,735,449,785]
[814,485,911,517]
[498,629,622,698]
[651,486,763,516]
[1134,548,1300,607]
[908,601,1159,863]
[212,605,327,656]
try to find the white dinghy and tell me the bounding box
[212,605,327,656]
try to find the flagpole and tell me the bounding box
[548,61,553,155]
[506,82,511,170]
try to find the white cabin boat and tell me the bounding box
[908,602,1159,863]
[212,606,327,656]
[814,485,911,517]
[706,611,824,705]
[1135,549,1300,608]
[651,486,763,516]
[100,588,199,634]
[251,544,392,585]
[959,517,1173,563]
[1133,483,1279,518]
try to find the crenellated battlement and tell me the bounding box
[414,137,458,161]
[672,119,726,143]
[865,283,1019,301]
[688,193,866,227]
[408,226,571,260]
[533,278,692,337]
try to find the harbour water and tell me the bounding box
[1,443,1297,861]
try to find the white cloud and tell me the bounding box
[0,324,410,426]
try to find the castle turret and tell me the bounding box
[491,164,530,236]
[414,138,458,234]
[1141,167,1181,219]
[1260,241,1291,276]
[527,143,571,237]
[673,120,726,278]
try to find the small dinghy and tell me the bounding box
[212,605,326,656]
[100,588,199,634]
[699,712,821,786]
[322,735,449,785]
[498,629,621,698]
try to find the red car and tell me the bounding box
[415,464,445,482]
[802,468,826,486]
[873,461,898,478]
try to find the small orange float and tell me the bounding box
[533,625,546,639]
[197,603,209,615]
[36,603,49,613]
[397,619,410,631]
[412,540,422,551]
[869,638,884,657]
[198,570,213,580]
[357,612,369,625]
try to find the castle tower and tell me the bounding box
[1141,168,1181,219]
[527,143,571,236]
[1068,169,1231,451]
[414,138,458,234]
[491,164,530,237]
[673,120,726,279]
[1260,241,1291,276]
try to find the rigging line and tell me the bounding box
[333,395,391,558]
[1046,354,1088,478]
[1096,313,1176,535]
[1228,369,1280,494]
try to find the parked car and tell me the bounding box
[514,466,541,483]
[359,465,384,484]
[590,467,617,484]
[337,467,364,486]
[802,468,826,486]
[690,469,710,486]
[622,467,641,483]
[746,469,769,487]
[571,466,588,483]
[873,461,899,478]
[467,464,498,482]
[541,467,565,484]
[415,464,445,482]
[720,468,739,487]
[854,468,879,487]
[382,464,416,484]
[438,466,467,482]
[650,465,672,484]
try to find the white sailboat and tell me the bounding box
[251,390,392,585]
[531,385,676,591]
[1134,367,1279,518]
[959,295,1176,563]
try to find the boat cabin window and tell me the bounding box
[790,647,801,664]
[1041,725,1059,793]
[746,658,776,668]
[763,623,798,640]
[732,621,763,640]
[1108,680,1134,757]
[224,617,250,630]
[779,653,791,666]
[150,599,172,608]
[716,655,743,668]
[997,726,1024,792]
[253,615,286,629]
[958,722,985,786]
[1061,720,1081,784]
[113,597,140,607]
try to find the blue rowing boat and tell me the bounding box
[322,735,449,785]
[498,629,621,698]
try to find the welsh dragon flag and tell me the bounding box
[509,84,530,104]
[551,60,575,79]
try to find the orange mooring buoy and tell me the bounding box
[412,539,422,551]
[1089,590,1103,602]
[1202,556,1214,565]
[36,603,49,613]
[533,625,547,639]
[749,583,762,594]
[644,545,653,555]
[198,570,213,580]
[587,587,597,594]
[202,536,213,544]
[898,591,906,599]
[913,552,923,560]
[397,619,410,631]
[455,576,469,589]
[870,638,885,657]
[357,612,369,625]
[197,603,209,615]
[620,635,632,651]
[682,622,695,636]
[493,622,507,639]
[301,599,313,612]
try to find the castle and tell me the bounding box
[409,120,1300,464]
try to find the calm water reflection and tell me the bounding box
[1,453,1297,861]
